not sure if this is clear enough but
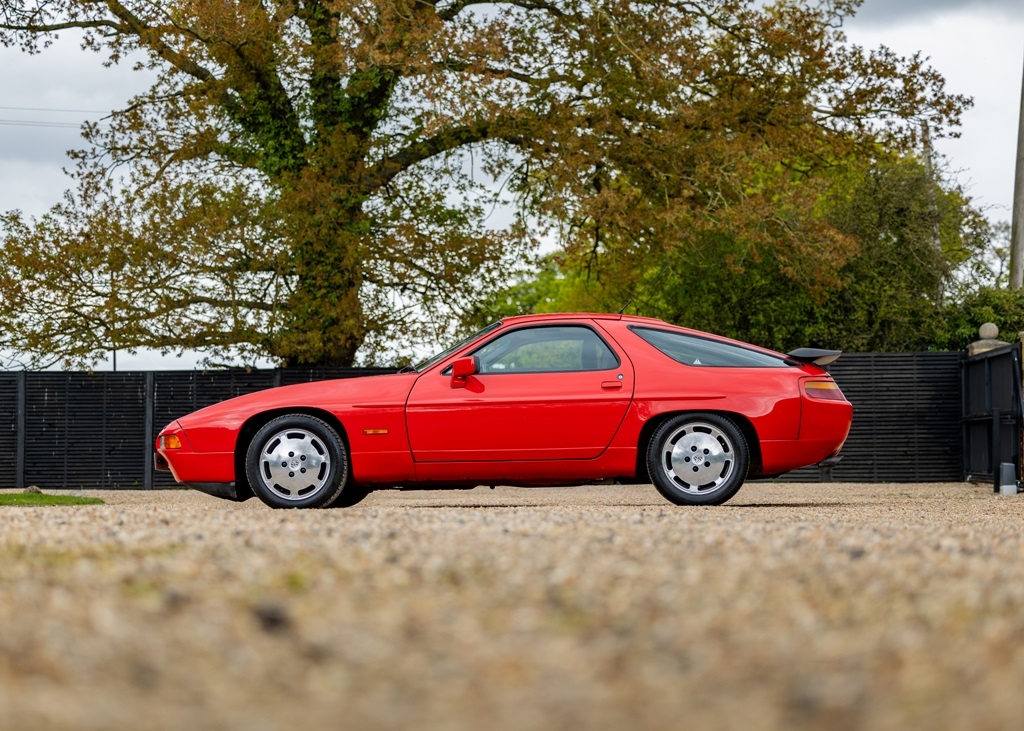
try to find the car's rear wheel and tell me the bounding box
[245,414,350,509]
[647,413,749,506]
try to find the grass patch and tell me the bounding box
[0,493,104,507]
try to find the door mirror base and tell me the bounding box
[450,356,478,388]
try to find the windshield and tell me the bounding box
[412,321,502,372]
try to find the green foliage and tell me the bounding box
[938,288,1024,351]
[463,254,582,329]
[803,155,990,351]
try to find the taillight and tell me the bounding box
[803,380,847,402]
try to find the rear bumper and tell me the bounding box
[757,394,852,474]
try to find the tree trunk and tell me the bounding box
[272,185,368,368]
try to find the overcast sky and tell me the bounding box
[0,0,1022,369]
[845,0,1024,219]
[852,0,1023,24]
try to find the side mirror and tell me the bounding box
[451,356,478,388]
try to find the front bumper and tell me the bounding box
[154,452,246,501]
[156,422,237,486]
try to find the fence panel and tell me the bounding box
[0,374,18,487]
[279,368,394,385]
[784,352,964,482]
[23,373,148,489]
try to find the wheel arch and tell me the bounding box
[635,410,764,480]
[233,407,353,501]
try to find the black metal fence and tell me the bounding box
[0,353,968,489]
[779,352,964,482]
[0,368,393,490]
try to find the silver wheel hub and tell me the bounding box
[257,428,331,501]
[661,422,734,494]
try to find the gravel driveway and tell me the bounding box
[1,482,1023,731]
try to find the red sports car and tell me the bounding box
[155,313,852,508]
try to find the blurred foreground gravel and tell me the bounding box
[2,482,1024,730]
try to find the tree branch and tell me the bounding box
[101,0,218,83]
[360,119,525,195]
[435,0,566,22]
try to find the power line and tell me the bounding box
[0,104,111,130]
[0,105,107,114]
[0,119,84,129]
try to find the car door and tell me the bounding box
[405,323,634,462]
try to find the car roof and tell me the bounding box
[499,312,669,326]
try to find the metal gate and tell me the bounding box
[962,342,1023,488]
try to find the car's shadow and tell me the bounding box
[365,501,855,509]
[727,502,854,508]
[386,503,542,509]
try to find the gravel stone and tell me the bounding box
[1,482,1023,730]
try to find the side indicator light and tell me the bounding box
[159,435,182,449]
[363,429,389,435]
[803,381,847,402]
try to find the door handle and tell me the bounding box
[601,381,623,390]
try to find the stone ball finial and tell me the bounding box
[979,322,999,340]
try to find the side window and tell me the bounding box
[472,326,619,374]
[630,326,788,368]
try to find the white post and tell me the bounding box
[1010,50,1024,289]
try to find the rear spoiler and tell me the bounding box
[786,348,842,366]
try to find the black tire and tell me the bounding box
[245,414,349,509]
[646,413,749,506]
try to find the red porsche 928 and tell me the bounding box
[155,313,852,508]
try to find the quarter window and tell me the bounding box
[472,326,619,373]
[630,326,788,368]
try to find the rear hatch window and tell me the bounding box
[630,326,789,368]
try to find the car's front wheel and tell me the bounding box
[245,414,351,509]
[647,413,749,506]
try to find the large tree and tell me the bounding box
[0,0,967,367]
